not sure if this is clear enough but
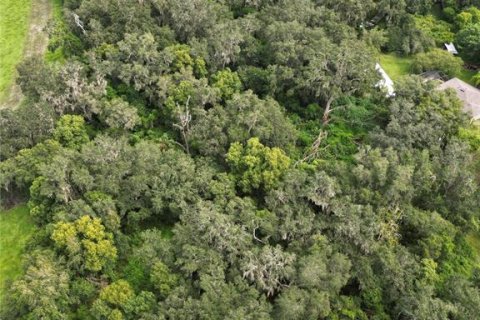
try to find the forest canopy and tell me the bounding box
[1,0,480,319]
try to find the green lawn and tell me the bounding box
[0,205,36,298]
[379,53,477,85]
[378,53,414,81]
[0,0,32,102]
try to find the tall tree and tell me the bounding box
[304,39,377,124]
[5,251,71,319]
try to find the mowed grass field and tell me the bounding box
[0,0,32,102]
[379,53,414,81]
[0,205,36,298]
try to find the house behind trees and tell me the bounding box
[438,78,480,120]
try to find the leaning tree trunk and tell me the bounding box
[322,96,335,125]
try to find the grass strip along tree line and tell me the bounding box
[0,0,32,102]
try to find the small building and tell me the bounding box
[438,78,480,120]
[444,42,458,55]
[375,63,395,97]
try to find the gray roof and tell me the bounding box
[438,78,480,120]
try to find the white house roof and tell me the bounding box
[444,42,458,55]
[438,78,480,120]
[375,63,395,97]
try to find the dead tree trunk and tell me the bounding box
[173,96,192,155]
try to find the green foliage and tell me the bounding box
[455,23,480,63]
[455,6,480,29]
[74,0,170,48]
[165,44,207,77]
[84,191,121,232]
[0,102,56,160]
[46,16,84,61]
[304,38,377,122]
[122,258,150,292]
[70,278,96,305]
[150,260,178,297]
[100,98,139,130]
[274,287,330,319]
[412,48,464,77]
[164,80,196,114]
[443,7,457,21]
[16,59,106,118]
[326,98,388,160]
[362,27,388,52]
[0,139,62,192]
[387,15,435,55]
[459,125,480,150]
[227,138,291,192]
[211,68,242,100]
[238,66,274,97]
[436,236,477,280]
[372,76,467,150]
[91,280,136,319]
[27,175,57,224]
[414,15,454,45]
[473,72,480,87]
[329,296,368,320]
[2,0,480,319]
[53,115,90,149]
[6,250,71,319]
[51,215,117,272]
[190,91,297,157]
[406,0,434,14]
[100,280,134,306]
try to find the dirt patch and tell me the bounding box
[0,0,52,109]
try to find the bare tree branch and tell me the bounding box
[173,96,192,155]
[73,13,86,34]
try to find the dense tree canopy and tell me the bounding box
[1,0,479,319]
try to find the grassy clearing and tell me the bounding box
[378,53,414,81]
[0,0,32,102]
[379,53,477,85]
[0,205,36,298]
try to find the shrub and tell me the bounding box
[472,72,480,87]
[456,23,480,63]
[414,15,454,46]
[412,48,464,78]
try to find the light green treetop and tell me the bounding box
[227,137,291,192]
